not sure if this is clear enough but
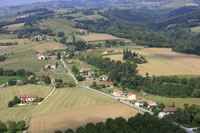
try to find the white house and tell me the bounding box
[135,99,157,108]
[37,54,45,60]
[112,89,123,97]
[126,93,136,100]
[99,75,108,81]
[79,66,90,73]
[45,64,56,69]
[105,82,114,89]
[21,94,38,103]
[158,107,178,118]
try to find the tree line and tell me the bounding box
[123,49,147,64]
[55,113,185,133]
[0,120,26,133]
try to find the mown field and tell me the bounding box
[30,87,141,133]
[0,85,52,122]
[104,47,200,76]
[191,25,200,33]
[77,33,120,41]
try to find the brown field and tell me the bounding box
[30,103,141,133]
[32,42,67,53]
[104,48,200,76]
[3,23,25,28]
[78,33,120,41]
[0,39,28,43]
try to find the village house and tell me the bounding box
[99,75,108,81]
[49,55,57,60]
[86,49,96,52]
[67,59,73,64]
[45,64,56,69]
[49,76,55,84]
[105,82,114,89]
[37,54,45,60]
[79,66,90,73]
[21,94,39,103]
[123,93,136,100]
[135,99,157,108]
[83,75,93,81]
[158,107,178,118]
[112,89,123,97]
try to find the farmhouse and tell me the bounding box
[135,99,157,108]
[99,75,108,81]
[67,59,73,64]
[49,55,57,60]
[106,49,116,54]
[45,64,56,69]
[86,49,96,52]
[124,93,136,100]
[37,54,45,60]
[49,76,55,84]
[112,89,123,97]
[21,94,38,103]
[158,107,178,118]
[79,66,90,73]
[105,82,114,89]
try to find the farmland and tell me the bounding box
[77,33,120,42]
[30,87,141,133]
[0,84,52,122]
[191,25,200,32]
[104,47,200,76]
[0,76,21,84]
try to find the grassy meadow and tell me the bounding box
[0,85,52,122]
[0,76,21,84]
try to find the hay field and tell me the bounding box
[191,26,200,32]
[3,23,25,30]
[0,85,52,122]
[32,42,67,53]
[78,33,120,41]
[30,103,141,133]
[32,87,117,117]
[104,48,200,76]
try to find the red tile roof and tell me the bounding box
[105,82,113,86]
[127,93,135,96]
[80,66,90,70]
[21,94,39,98]
[163,107,178,112]
[113,89,120,92]
[106,49,116,52]
[37,54,43,57]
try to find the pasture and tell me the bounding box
[0,85,52,122]
[3,23,25,31]
[30,87,141,133]
[0,76,21,84]
[104,47,200,76]
[77,33,120,41]
[32,42,67,53]
[191,26,200,33]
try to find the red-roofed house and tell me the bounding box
[135,99,157,108]
[105,82,114,89]
[79,66,90,73]
[106,49,116,54]
[37,54,45,60]
[45,64,56,69]
[67,59,73,64]
[163,107,178,115]
[126,93,136,100]
[21,94,39,103]
[86,49,96,52]
[112,89,123,97]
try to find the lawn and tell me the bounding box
[0,84,52,122]
[105,47,200,77]
[0,76,21,84]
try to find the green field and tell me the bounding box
[0,84,52,122]
[0,76,21,84]
[0,34,18,40]
[32,87,117,117]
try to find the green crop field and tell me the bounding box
[0,76,21,84]
[0,84,52,122]
[32,87,117,117]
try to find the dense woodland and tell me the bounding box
[55,113,185,133]
[75,8,200,55]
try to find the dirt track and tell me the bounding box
[30,103,141,133]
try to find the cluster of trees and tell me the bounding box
[8,96,21,107]
[0,120,26,133]
[0,55,7,62]
[0,42,18,46]
[165,104,200,127]
[123,49,147,64]
[14,28,55,39]
[0,68,34,77]
[55,113,185,133]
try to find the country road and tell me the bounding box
[60,56,195,133]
